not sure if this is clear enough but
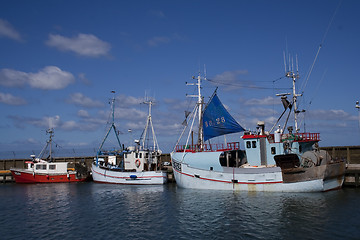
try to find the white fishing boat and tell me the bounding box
[91,92,167,185]
[171,71,345,192]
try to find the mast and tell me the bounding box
[96,91,122,166]
[285,67,302,132]
[48,128,53,161]
[38,128,54,162]
[187,72,205,149]
[140,98,159,151]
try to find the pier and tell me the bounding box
[1,146,360,186]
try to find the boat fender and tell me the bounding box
[46,174,49,179]
[130,175,137,179]
[67,173,70,179]
[135,159,141,168]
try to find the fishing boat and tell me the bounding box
[91,92,167,185]
[171,71,345,192]
[10,129,90,183]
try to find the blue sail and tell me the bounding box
[202,94,244,141]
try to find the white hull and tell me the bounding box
[172,160,344,192]
[91,163,167,185]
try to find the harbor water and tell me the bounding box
[1,183,360,240]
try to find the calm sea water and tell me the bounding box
[1,183,359,240]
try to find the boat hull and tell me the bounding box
[91,163,167,185]
[171,158,345,192]
[10,169,89,183]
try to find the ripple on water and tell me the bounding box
[1,184,360,240]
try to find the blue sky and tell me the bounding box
[1,0,360,155]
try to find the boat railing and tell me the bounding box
[280,132,320,142]
[175,142,240,152]
[244,132,320,143]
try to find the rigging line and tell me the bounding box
[272,76,286,83]
[297,70,327,130]
[321,0,342,45]
[206,78,290,90]
[300,0,342,94]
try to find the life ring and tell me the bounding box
[135,159,141,168]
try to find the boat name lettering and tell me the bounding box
[204,117,225,128]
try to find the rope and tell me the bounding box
[300,0,342,94]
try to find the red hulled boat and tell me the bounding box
[10,129,89,183]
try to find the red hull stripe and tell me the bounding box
[173,167,283,185]
[11,171,87,183]
[92,169,166,179]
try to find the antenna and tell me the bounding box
[296,54,299,73]
[283,51,287,73]
[204,64,207,80]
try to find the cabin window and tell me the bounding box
[135,153,138,158]
[252,141,257,148]
[246,141,251,148]
[49,165,56,170]
[139,153,142,158]
[145,153,149,158]
[271,147,276,155]
[36,164,46,170]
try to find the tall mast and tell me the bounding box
[187,72,204,149]
[97,91,122,156]
[38,128,54,161]
[285,68,301,132]
[48,128,53,161]
[141,98,159,151]
[197,74,203,147]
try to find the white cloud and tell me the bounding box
[249,107,277,117]
[11,115,61,129]
[0,92,27,105]
[116,94,144,107]
[116,107,147,121]
[0,68,28,87]
[28,66,75,90]
[0,19,22,41]
[46,33,111,57]
[147,36,170,47]
[61,120,77,130]
[244,96,280,106]
[210,70,248,91]
[9,114,100,131]
[68,93,104,108]
[307,109,354,121]
[78,73,91,85]
[77,109,90,118]
[0,66,75,90]
[163,98,192,111]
